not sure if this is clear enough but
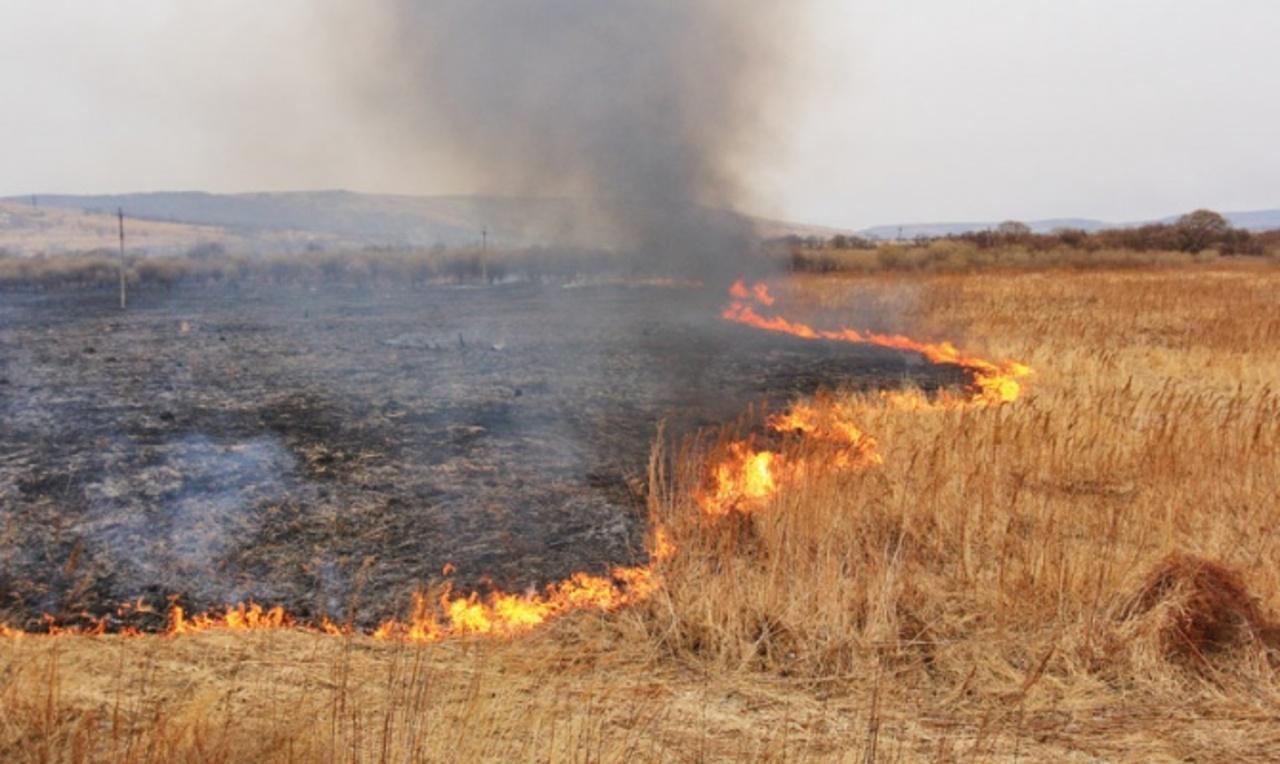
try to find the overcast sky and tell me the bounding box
[1,1,1277,228]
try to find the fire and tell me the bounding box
[699,442,779,516]
[695,398,888,516]
[169,602,291,635]
[369,566,657,643]
[650,526,676,563]
[0,564,663,643]
[722,280,1030,407]
[0,278,1030,643]
[695,281,1031,516]
[753,282,775,306]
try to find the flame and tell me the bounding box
[168,602,291,635]
[369,565,658,643]
[650,526,676,563]
[723,280,1030,407]
[695,281,1030,516]
[0,562,665,643]
[753,282,775,306]
[695,398,887,516]
[699,442,779,516]
[43,613,108,636]
[0,279,1030,643]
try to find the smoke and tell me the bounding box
[339,1,800,278]
[81,434,300,606]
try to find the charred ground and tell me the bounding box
[0,281,964,630]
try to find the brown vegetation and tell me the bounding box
[4,262,1280,760]
[789,210,1280,273]
[0,201,239,258]
[1122,553,1280,668]
[788,239,1224,273]
[0,246,620,292]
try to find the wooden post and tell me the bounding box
[117,207,127,310]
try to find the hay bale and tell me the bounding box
[1122,553,1279,666]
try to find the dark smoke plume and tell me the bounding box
[345,1,798,277]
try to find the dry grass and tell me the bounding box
[0,202,245,257]
[0,247,622,291]
[5,262,1280,761]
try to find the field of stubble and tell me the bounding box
[3,263,1279,762]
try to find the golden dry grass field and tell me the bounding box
[0,202,238,257]
[0,201,345,258]
[4,262,1280,762]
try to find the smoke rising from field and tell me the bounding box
[344,1,799,277]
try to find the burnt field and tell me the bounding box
[0,281,964,631]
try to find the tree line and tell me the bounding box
[786,210,1279,256]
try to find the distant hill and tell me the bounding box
[10,191,560,251]
[3,191,845,257]
[860,210,1280,240]
[0,201,292,257]
[1156,209,1280,231]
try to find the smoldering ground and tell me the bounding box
[0,282,965,630]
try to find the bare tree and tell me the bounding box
[1175,209,1229,252]
[996,220,1032,238]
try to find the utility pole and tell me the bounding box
[117,207,127,310]
[480,226,488,284]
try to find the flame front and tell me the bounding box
[695,281,1031,516]
[168,603,291,635]
[722,280,1030,407]
[369,565,659,643]
[1,279,1029,642]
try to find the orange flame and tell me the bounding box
[753,282,775,306]
[369,565,658,643]
[650,526,676,563]
[723,280,1030,407]
[0,561,665,643]
[168,602,291,635]
[695,398,887,516]
[695,281,1030,516]
[698,442,779,516]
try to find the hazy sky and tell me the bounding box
[1,1,1277,228]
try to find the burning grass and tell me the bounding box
[4,262,1280,760]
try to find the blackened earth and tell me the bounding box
[0,281,964,630]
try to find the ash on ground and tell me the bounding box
[0,282,964,630]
